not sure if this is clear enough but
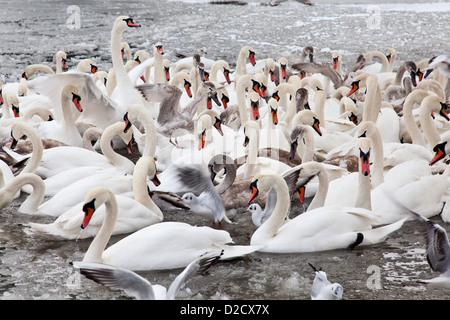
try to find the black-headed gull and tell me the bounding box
[73,251,223,300]
[309,262,343,300]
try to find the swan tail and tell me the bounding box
[27,222,76,240]
[361,218,407,245]
[219,245,262,260]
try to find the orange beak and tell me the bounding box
[281,65,287,80]
[140,75,146,82]
[271,107,278,125]
[12,104,20,117]
[165,67,170,82]
[127,136,134,155]
[312,117,322,136]
[81,199,96,229]
[439,103,450,121]
[90,64,98,74]
[249,51,256,66]
[360,150,371,176]
[297,186,305,204]
[332,57,338,70]
[123,112,132,133]
[223,68,231,84]
[430,142,447,165]
[270,70,275,82]
[248,180,259,203]
[184,81,192,98]
[347,81,360,97]
[151,173,161,186]
[222,95,229,110]
[300,71,306,80]
[251,100,260,120]
[72,93,83,112]
[198,130,206,150]
[207,96,213,110]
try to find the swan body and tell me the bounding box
[80,187,261,271]
[29,156,163,238]
[248,170,406,253]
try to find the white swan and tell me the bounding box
[418,94,450,148]
[73,251,222,300]
[80,186,261,271]
[7,121,134,181]
[28,156,163,239]
[233,45,256,89]
[0,172,45,214]
[35,84,84,147]
[247,169,405,253]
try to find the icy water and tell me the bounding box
[0,0,449,302]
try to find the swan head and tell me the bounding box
[249,91,260,121]
[302,46,314,62]
[332,51,341,70]
[240,45,256,66]
[81,187,116,229]
[430,139,449,166]
[77,59,98,74]
[56,50,68,70]
[62,85,83,112]
[293,110,322,136]
[385,48,396,63]
[268,98,279,125]
[5,92,20,117]
[114,16,141,33]
[248,170,286,204]
[10,122,31,149]
[289,125,308,160]
[154,42,164,55]
[163,59,171,82]
[357,137,371,176]
[278,57,288,80]
[145,156,160,186]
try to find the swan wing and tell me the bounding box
[290,62,343,88]
[73,261,156,300]
[166,250,223,300]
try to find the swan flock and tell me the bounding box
[0,14,449,300]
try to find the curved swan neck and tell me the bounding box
[419,96,441,147]
[17,124,44,175]
[83,190,118,263]
[0,173,44,213]
[100,122,133,170]
[133,156,163,219]
[402,90,429,146]
[314,90,327,128]
[236,75,252,125]
[364,51,389,73]
[307,164,329,211]
[252,173,290,243]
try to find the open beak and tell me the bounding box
[430,142,447,165]
[271,107,278,125]
[248,180,259,203]
[151,173,161,186]
[81,199,96,229]
[347,80,360,97]
[184,80,192,98]
[72,93,83,112]
[123,112,132,133]
[312,117,322,136]
[360,150,371,176]
[249,50,256,66]
[251,99,260,120]
[297,186,305,204]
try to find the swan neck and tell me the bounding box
[244,126,259,179]
[403,91,427,146]
[83,192,118,263]
[133,158,163,219]
[21,127,44,175]
[307,167,329,210]
[252,175,290,243]
[355,170,372,210]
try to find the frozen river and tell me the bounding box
[0,0,449,302]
